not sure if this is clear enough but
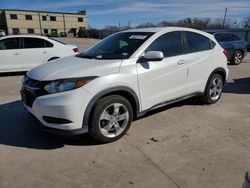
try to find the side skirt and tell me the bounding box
[137,92,203,118]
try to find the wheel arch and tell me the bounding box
[204,67,227,93]
[82,86,140,129]
[47,57,60,62]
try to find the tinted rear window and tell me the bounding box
[184,32,211,53]
[23,38,53,48]
[23,38,45,48]
[215,33,234,42]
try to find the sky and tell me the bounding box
[0,0,250,28]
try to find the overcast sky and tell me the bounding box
[1,0,250,28]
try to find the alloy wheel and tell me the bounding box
[234,51,243,64]
[209,78,223,101]
[99,103,129,138]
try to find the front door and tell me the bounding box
[0,37,23,72]
[136,31,188,110]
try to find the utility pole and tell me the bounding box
[38,12,42,35]
[118,21,121,30]
[128,20,131,28]
[223,8,228,29]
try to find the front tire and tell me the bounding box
[231,51,243,65]
[89,95,133,143]
[202,73,224,104]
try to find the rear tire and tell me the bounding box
[231,51,243,65]
[202,73,224,104]
[89,95,133,143]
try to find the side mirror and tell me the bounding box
[143,51,164,61]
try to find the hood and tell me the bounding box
[27,56,122,81]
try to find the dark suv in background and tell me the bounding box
[212,32,247,65]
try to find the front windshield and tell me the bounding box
[77,32,154,60]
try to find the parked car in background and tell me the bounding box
[0,35,79,73]
[212,32,247,65]
[21,27,229,143]
[0,30,6,37]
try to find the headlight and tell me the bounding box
[44,78,95,94]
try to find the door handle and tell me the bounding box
[14,52,19,55]
[177,60,185,65]
[43,51,47,54]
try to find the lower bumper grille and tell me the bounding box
[21,90,37,107]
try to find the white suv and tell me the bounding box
[21,27,229,143]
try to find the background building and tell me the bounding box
[0,9,87,37]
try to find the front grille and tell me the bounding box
[21,76,49,107]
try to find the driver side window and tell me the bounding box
[145,31,182,58]
[0,38,20,50]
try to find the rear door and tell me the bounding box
[183,31,215,94]
[0,37,23,72]
[21,37,50,70]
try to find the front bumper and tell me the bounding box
[28,111,88,136]
[22,87,92,135]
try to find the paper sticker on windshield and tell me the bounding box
[129,35,147,40]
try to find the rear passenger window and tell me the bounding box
[23,38,46,48]
[145,31,182,57]
[45,40,53,48]
[0,38,20,50]
[184,32,211,53]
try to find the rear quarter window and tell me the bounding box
[184,32,211,53]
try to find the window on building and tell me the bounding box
[44,29,48,34]
[0,38,20,50]
[78,17,83,22]
[12,28,20,34]
[10,14,17,20]
[184,31,211,53]
[25,15,32,20]
[145,31,182,57]
[42,16,47,21]
[50,16,56,21]
[27,28,34,34]
[23,38,46,48]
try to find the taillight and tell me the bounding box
[223,49,228,57]
[73,48,79,53]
